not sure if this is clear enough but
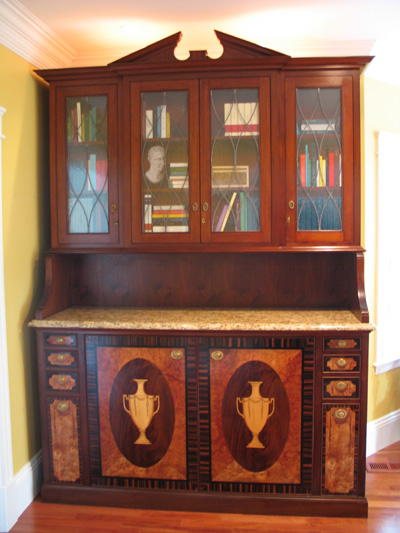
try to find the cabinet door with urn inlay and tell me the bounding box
[197,336,316,496]
[85,335,199,491]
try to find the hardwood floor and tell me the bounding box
[11,443,400,533]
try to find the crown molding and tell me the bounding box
[0,0,75,68]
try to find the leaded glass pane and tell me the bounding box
[141,91,189,233]
[66,96,109,234]
[210,89,260,233]
[296,88,342,231]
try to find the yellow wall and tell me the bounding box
[362,75,400,422]
[0,44,50,473]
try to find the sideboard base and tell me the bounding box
[40,484,368,519]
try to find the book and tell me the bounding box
[145,110,153,139]
[300,153,306,187]
[88,154,96,191]
[76,101,82,142]
[220,191,238,231]
[96,160,107,192]
[247,197,260,231]
[143,194,152,232]
[300,119,336,133]
[152,225,189,233]
[215,204,228,232]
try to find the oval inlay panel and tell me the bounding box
[110,358,174,468]
[222,360,290,472]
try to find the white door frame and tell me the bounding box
[0,107,15,532]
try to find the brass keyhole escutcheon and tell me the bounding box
[202,202,209,211]
[192,203,199,212]
[111,204,117,213]
[57,401,69,413]
[288,200,295,210]
[334,408,348,422]
[171,350,183,360]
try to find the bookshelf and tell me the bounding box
[32,31,373,518]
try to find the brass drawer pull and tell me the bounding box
[335,381,347,392]
[211,350,224,361]
[337,357,347,368]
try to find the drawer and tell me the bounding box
[323,378,359,399]
[44,333,77,347]
[324,355,360,373]
[45,351,77,368]
[323,338,360,351]
[47,372,78,392]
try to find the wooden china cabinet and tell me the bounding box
[30,31,374,517]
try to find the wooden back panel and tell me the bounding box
[37,252,367,320]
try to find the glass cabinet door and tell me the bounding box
[200,78,271,244]
[131,81,199,243]
[285,77,354,243]
[56,85,118,245]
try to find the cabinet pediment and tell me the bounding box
[109,29,291,66]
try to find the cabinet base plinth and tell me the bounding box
[40,484,368,518]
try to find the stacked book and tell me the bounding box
[224,102,259,137]
[168,162,189,189]
[144,200,189,233]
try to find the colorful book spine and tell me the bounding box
[144,194,152,232]
[329,152,335,187]
[145,110,154,139]
[220,192,237,231]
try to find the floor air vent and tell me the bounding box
[366,458,400,473]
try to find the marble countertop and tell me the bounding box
[29,307,375,332]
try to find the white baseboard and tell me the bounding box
[366,408,400,457]
[0,450,43,533]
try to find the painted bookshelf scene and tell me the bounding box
[210,88,260,233]
[66,95,109,234]
[296,88,342,231]
[141,91,189,233]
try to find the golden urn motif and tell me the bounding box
[236,381,275,448]
[123,379,160,445]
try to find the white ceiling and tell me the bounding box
[1,0,400,85]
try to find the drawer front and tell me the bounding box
[47,372,78,392]
[324,355,360,373]
[46,351,77,368]
[45,334,77,347]
[323,338,360,351]
[323,378,359,399]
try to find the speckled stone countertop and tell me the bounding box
[29,307,375,332]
